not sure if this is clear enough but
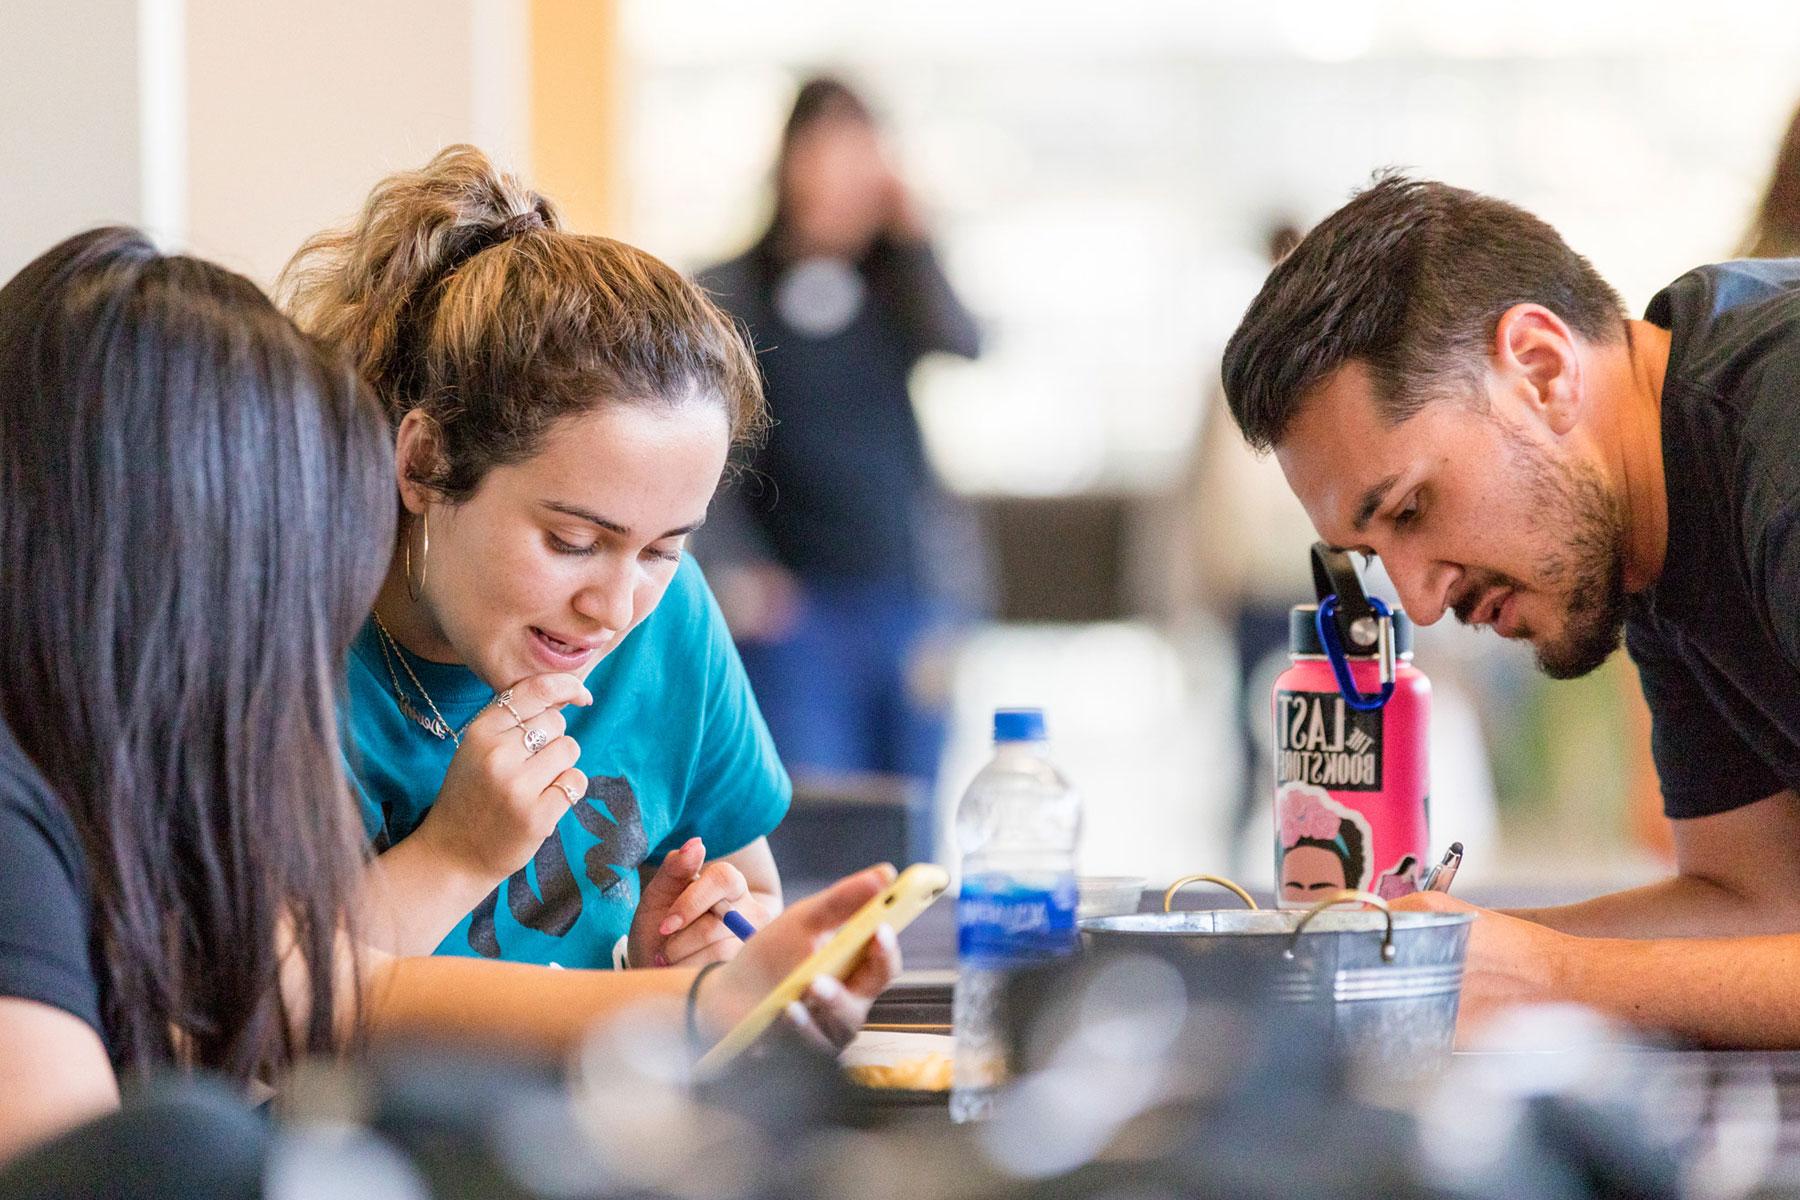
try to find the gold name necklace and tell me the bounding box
[370,613,481,746]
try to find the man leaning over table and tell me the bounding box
[1220,172,1800,1046]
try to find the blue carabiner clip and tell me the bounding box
[1315,594,1395,712]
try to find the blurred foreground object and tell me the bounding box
[251,980,1788,1199]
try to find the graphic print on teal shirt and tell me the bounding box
[343,554,790,967]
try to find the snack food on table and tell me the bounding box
[845,1050,953,1092]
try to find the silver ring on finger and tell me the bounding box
[522,725,551,755]
[557,781,581,807]
[495,691,524,727]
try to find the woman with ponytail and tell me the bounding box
[281,146,790,972]
[0,227,899,1177]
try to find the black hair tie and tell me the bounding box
[494,211,545,240]
[437,210,545,279]
[394,208,547,401]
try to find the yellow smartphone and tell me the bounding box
[695,863,951,1072]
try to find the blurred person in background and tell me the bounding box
[0,228,902,1185]
[1181,220,1317,873]
[283,146,791,973]
[1738,95,1800,258]
[700,76,983,792]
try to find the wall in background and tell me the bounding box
[620,0,1800,498]
[0,0,625,288]
[530,0,621,238]
[0,0,150,279]
[185,0,530,285]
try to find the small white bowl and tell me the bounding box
[1078,875,1148,920]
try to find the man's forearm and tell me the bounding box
[1506,872,1800,939]
[1562,931,1800,1048]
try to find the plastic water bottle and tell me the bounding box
[950,707,1081,1123]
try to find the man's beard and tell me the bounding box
[1470,427,1628,680]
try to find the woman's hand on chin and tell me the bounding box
[413,672,592,881]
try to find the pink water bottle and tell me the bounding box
[1272,545,1430,909]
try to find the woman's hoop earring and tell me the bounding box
[405,509,430,603]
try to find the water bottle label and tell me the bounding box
[957,875,1078,966]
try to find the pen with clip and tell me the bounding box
[1420,841,1463,894]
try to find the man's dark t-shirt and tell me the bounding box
[1631,260,1800,817]
[0,718,107,1050]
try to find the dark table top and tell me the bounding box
[874,885,1800,1194]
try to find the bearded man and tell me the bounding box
[1223,173,1800,1045]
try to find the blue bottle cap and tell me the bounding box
[993,708,1047,743]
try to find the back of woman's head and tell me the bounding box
[0,227,396,1078]
[279,144,764,502]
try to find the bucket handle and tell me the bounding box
[1162,874,1259,913]
[1285,889,1396,963]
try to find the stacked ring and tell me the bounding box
[495,689,524,726]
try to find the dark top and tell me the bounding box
[1630,260,1800,818]
[698,237,979,590]
[0,719,106,1048]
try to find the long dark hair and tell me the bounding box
[0,228,396,1078]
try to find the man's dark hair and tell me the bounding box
[1221,173,1628,451]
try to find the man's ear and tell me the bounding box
[394,408,447,515]
[1493,304,1581,437]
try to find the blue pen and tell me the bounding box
[721,908,757,941]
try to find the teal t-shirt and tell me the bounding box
[344,554,790,966]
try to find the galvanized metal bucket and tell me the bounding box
[1079,877,1472,1086]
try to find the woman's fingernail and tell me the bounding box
[659,917,682,936]
[652,952,668,968]
[809,975,843,1002]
